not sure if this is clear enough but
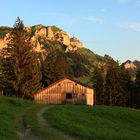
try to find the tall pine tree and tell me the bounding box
[135,70,140,108]
[119,68,134,107]
[105,61,126,106]
[94,64,106,105]
[0,17,42,99]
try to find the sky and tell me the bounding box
[0,0,140,63]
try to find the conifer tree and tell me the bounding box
[1,17,42,99]
[105,61,125,106]
[135,70,140,108]
[120,68,134,107]
[94,65,106,105]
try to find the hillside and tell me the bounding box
[0,97,140,140]
[0,25,104,86]
[0,97,73,140]
[0,23,139,108]
[0,96,37,140]
[44,105,140,140]
[2,24,140,86]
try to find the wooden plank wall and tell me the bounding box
[34,79,90,104]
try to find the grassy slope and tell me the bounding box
[24,106,75,140]
[0,97,74,140]
[44,105,140,140]
[0,96,55,140]
[1,96,140,140]
[0,96,36,140]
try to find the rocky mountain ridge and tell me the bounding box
[0,24,83,53]
[121,60,140,70]
[0,24,140,75]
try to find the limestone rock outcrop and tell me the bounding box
[35,28,47,38]
[0,39,6,50]
[29,25,83,52]
[0,24,84,53]
[70,37,83,48]
[54,30,70,46]
[46,26,54,40]
[0,33,10,50]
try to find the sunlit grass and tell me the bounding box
[44,105,140,140]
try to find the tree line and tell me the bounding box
[94,59,140,108]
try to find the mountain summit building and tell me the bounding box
[34,77,94,105]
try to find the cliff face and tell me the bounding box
[33,25,83,52]
[0,39,6,50]
[0,24,83,53]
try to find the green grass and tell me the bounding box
[23,105,74,140]
[0,96,53,140]
[0,97,74,140]
[0,96,36,140]
[1,96,140,140]
[44,105,140,140]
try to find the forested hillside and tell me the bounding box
[0,17,140,108]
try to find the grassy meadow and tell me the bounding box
[44,105,140,140]
[0,96,140,140]
[0,96,37,140]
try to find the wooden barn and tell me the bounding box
[34,77,94,105]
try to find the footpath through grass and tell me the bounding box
[0,96,75,140]
[23,106,74,140]
[44,105,140,140]
[0,96,36,140]
[1,96,140,140]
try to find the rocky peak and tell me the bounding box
[46,26,54,40]
[70,37,83,48]
[35,27,47,38]
[54,30,70,46]
[0,24,84,53]
[34,24,45,30]
[29,25,83,52]
[122,60,137,69]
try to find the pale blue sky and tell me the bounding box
[0,0,140,63]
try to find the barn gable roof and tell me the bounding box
[35,77,93,95]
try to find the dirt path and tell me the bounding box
[37,107,48,126]
[37,106,75,140]
[15,108,41,140]
[16,106,75,140]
